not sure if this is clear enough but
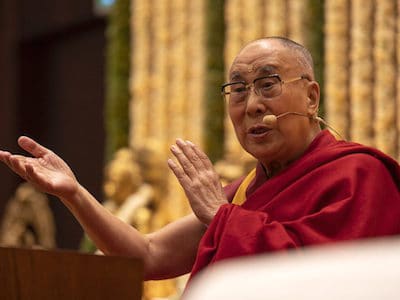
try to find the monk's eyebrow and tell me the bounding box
[228,65,277,81]
[255,65,277,75]
[229,71,243,81]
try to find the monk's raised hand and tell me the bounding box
[168,139,227,225]
[0,136,79,199]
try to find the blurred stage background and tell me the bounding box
[0,0,399,298]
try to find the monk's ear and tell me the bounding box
[306,81,320,117]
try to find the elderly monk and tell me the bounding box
[1,37,399,283]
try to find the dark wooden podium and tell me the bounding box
[0,246,143,300]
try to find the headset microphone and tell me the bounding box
[262,112,310,128]
[262,112,342,139]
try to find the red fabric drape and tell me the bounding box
[190,130,400,278]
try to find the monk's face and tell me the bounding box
[227,40,320,168]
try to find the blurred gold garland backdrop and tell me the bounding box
[105,0,400,299]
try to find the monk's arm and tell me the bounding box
[0,137,205,280]
[63,185,205,279]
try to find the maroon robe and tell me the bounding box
[190,130,400,278]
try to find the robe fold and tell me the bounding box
[190,130,400,278]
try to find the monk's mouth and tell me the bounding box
[248,125,271,135]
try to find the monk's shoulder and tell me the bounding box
[331,152,393,176]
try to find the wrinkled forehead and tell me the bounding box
[228,42,295,81]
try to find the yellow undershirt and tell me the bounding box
[231,168,256,205]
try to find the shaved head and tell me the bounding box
[235,37,315,80]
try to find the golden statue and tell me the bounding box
[82,144,177,299]
[102,148,154,232]
[0,182,56,249]
[134,142,178,300]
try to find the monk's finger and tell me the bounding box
[176,139,204,171]
[0,152,24,179]
[18,136,49,158]
[8,155,29,180]
[167,158,191,188]
[0,150,12,167]
[189,142,215,170]
[25,163,48,191]
[186,143,224,191]
[170,143,198,179]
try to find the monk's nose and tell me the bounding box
[245,92,266,117]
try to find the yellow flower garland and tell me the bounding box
[243,0,263,42]
[186,0,206,147]
[130,0,151,147]
[324,0,349,139]
[224,0,244,160]
[397,3,400,161]
[148,0,168,156]
[288,0,307,45]
[264,0,287,36]
[350,0,373,146]
[373,0,397,157]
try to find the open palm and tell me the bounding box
[0,136,79,199]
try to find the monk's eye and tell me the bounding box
[255,77,281,97]
[230,83,247,94]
